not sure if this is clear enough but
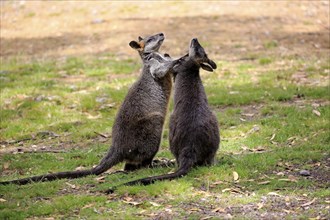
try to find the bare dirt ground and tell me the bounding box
[1,1,329,61]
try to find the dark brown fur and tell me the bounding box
[120,38,220,187]
[0,33,172,185]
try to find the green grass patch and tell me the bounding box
[0,55,329,219]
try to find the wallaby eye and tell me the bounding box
[147,39,153,43]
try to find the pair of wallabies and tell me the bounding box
[0,33,220,190]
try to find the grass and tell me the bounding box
[0,54,329,219]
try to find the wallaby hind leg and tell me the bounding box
[124,158,153,171]
[132,157,176,169]
[123,159,159,171]
[124,157,175,171]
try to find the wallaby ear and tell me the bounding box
[200,63,214,72]
[129,41,141,50]
[138,36,143,41]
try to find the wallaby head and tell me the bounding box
[189,38,217,72]
[129,33,165,56]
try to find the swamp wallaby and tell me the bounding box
[0,33,173,185]
[120,38,220,186]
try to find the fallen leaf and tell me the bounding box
[288,175,298,182]
[222,188,232,193]
[123,196,133,202]
[212,207,226,213]
[229,91,239,95]
[93,208,101,214]
[233,171,239,181]
[95,176,105,183]
[278,179,291,182]
[301,198,316,207]
[210,180,224,186]
[82,203,94,209]
[278,175,297,183]
[99,103,116,110]
[258,181,270,185]
[149,202,161,207]
[123,200,142,206]
[312,109,321,116]
[65,182,76,189]
[189,207,201,212]
[226,214,233,218]
[145,213,157,217]
[94,131,109,138]
[85,113,102,119]
[231,188,244,194]
[282,209,293,214]
[165,208,172,213]
[241,146,249,151]
[16,94,30,100]
[242,113,255,117]
[201,216,213,220]
[0,198,7,202]
[270,133,276,141]
[279,162,294,170]
[257,203,264,210]
[138,210,147,215]
[75,166,86,171]
[268,192,281,197]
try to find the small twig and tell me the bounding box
[13,149,67,154]
[94,131,109,138]
[1,131,60,145]
[236,57,257,61]
[0,138,35,145]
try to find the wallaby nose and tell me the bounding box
[190,38,198,47]
[159,33,164,37]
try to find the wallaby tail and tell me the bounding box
[0,148,120,185]
[124,159,193,186]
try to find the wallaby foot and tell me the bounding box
[124,158,153,171]
[151,157,176,168]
